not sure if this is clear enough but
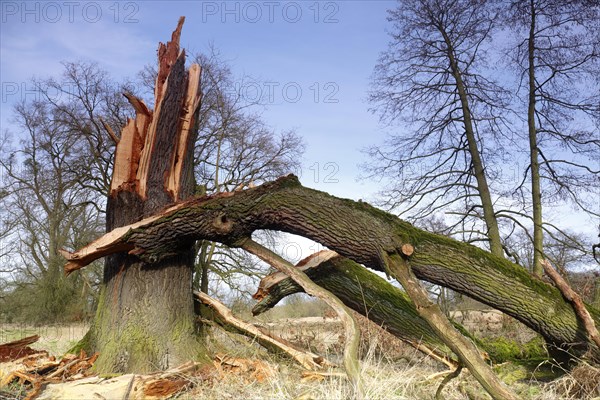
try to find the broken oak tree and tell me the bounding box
[63,174,600,366]
[68,18,209,374]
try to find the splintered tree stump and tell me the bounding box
[75,17,209,374]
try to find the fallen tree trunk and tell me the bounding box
[252,250,457,366]
[253,251,546,367]
[62,175,600,362]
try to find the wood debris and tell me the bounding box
[0,335,45,362]
[1,334,284,398]
[300,370,347,383]
[213,353,277,383]
[0,346,98,396]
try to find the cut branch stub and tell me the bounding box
[401,243,414,257]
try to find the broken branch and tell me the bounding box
[384,253,517,400]
[239,239,364,399]
[194,290,331,370]
[252,250,458,368]
[542,259,600,349]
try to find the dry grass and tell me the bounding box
[2,317,599,399]
[186,316,600,400]
[186,329,445,400]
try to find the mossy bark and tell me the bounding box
[252,254,546,365]
[386,254,518,400]
[87,235,208,374]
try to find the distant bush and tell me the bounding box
[0,277,95,325]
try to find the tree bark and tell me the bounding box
[77,18,209,374]
[62,175,600,363]
[527,0,544,277]
[440,25,503,259]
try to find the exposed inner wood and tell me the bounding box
[99,117,119,144]
[76,17,208,374]
[59,202,187,274]
[106,15,200,202]
[253,250,337,301]
[167,63,202,201]
[401,243,414,256]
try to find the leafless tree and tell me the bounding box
[0,62,132,321]
[0,101,102,321]
[503,0,600,275]
[367,0,511,258]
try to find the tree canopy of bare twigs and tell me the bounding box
[367,0,510,258]
[367,0,599,274]
[0,50,304,322]
[503,0,600,275]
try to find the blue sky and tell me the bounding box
[1,0,596,248]
[1,0,396,201]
